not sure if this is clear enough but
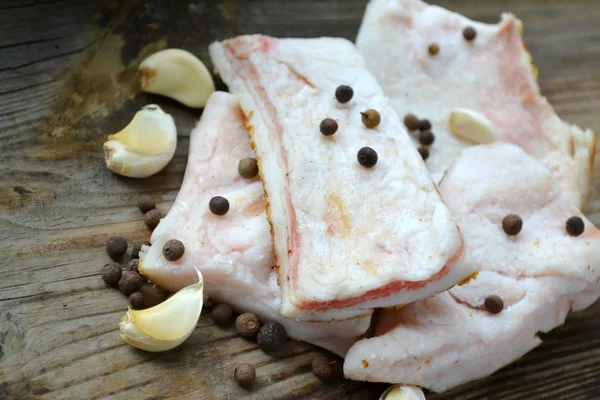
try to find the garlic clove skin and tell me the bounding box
[119,269,203,352]
[380,385,426,400]
[139,49,215,108]
[104,105,176,178]
[449,108,498,144]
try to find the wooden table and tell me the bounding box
[1,1,599,399]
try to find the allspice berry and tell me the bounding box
[236,313,260,338]
[502,214,523,236]
[357,146,378,168]
[132,240,150,259]
[238,158,259,179]
[106,236,127,259]
[566,216,585,236]
[118,271,144,296]
[257,321,287,354]
[404,114,420,131]
[319,118,338,136]
[463,26,477,41]
[144,209,162,230]
[419,130,435,146]
[234,363,255,387]
[126,259,140,273]
[209,196,229,216]
[204,297,215,309]
[428,43,440,56]
[312,356,333,380]
[212,303,233,326]
[100,262,122,285]
[163,239,185,261]
[137,195,155,213]
[484,295,504,314]
[335,85,354,103]
[361,109,381,129]
[418,147,430,160]
[418,119,432,131]
[129,292,145,309]
[138,283,169,308]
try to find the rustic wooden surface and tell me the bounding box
[1,0,599,399]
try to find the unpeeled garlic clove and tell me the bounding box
[138,49,215,108]
[380,385,426,400]
[119,268,203,352]
[104,105,176,178]
[449,108,498,144]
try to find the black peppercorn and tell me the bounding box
[484,295,504,314]
[566,216,584,236]
[357,147,378,168]
[419,130,435,146]
[106,236,127,259]
[257,321,287,354]
[163,239,185,261]
[100,262,122,285]
[418,147,429,160]
[144,209,162,230]
[118,271,144,296]
[361,109,381,129]
[502,214,522,236]
[212,303,233,326]
[137,195,155,213]
[238,158,259,179]
[234,363,256,387]
[236,312,260,338]
[319,118,338,136]
[209,196,229,216]
[335,85,354,103]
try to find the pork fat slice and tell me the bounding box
[210,35,475,321]
[344,143,600,391]
[140,92,370,356]
[356,0,595,208]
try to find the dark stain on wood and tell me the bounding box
[0,0,599,399]
[13,186,32,195]
[29,31,167,161]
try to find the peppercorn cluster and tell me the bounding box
[100,197,170,310]
[205,297,342,387]
[403,113,435,160]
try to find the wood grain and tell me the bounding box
[1,0,599,399]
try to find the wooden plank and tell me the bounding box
[1,0,599,399]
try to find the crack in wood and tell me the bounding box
[0,0,63,11]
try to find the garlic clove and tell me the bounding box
[104,105,177,178]
[449,108,498,144]
[119,268,203,352]
[109,105,174,156]
[139,49,215,108]
[380,385,426,400]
